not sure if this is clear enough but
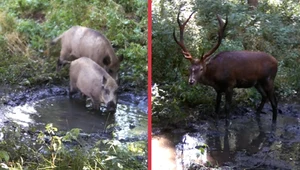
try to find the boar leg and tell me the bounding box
[69,85,77,98]
[80,92,86,98]
[90,98,100,110]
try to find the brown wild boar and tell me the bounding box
[51,26,122,80]
[69,57,118,112]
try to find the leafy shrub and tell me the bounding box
[0,123,147,169]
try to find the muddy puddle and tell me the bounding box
[0,86,147,142]
[153,102,300,170]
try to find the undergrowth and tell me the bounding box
[0,123,147,170]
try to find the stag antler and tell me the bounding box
[173,10,196,60]
[202,15,228,60]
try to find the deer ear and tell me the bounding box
[205,57,213,65]
[103,76,107,84]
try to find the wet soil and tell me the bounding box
[152,99,300,170]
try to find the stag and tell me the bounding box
[173,11,278,122]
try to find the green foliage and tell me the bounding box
[120,42,147,86]
[17,19,45,51]
[152,0,300,119]
[115,0,145,13]
[152,83,180,120]
[0,123,147,170]
[0,151,9,162]
[0,0,147,88]
[62,128,81,142]
[2,0,49,16]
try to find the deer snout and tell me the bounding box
[189,78,196,85]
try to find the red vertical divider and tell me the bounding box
[147,0,152,170]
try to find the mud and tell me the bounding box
[152,100,300,170]
[1,85,68,107]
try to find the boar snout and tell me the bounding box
[56,59,71,72]
[106,101,116,112]
[56,59,64,72]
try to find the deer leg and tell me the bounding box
[224,89,233,119]
[264,80,278,122]
[255,84,267,114]
[215,91,222,114]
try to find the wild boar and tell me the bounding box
[51,26,122,80]
[69,57,118,112]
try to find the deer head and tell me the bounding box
[173,10,228,85]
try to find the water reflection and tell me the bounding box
[152,135,176,170]
[114,104,147,140]
[2,103,37,126]
[1,95,147,141]
[31,96,114,133]
[176,134,208,169]
[153,112,300,169]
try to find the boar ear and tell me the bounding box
[103,56,111,66]
[118,54,124,62]
[103,76,107,84]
